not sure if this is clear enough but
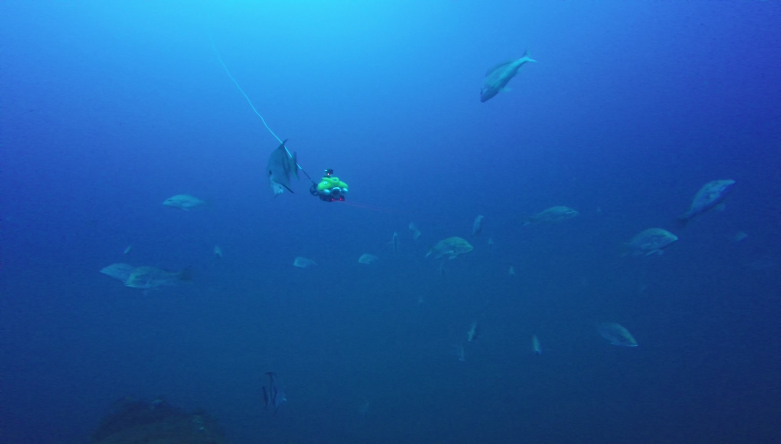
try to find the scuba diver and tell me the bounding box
[310,169,349,202]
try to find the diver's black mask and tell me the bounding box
[324,169,333,177]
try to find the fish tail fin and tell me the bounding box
[522,50,537,63]
[178,267,193,282]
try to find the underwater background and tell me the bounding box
[2,1,781,443]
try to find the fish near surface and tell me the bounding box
[481,50,537,103]
[266,139,298,197]
[677,179,735,227]
[522,206,579,226]
[163,194,207,211]
[627,228,678,256]
[124,266,192,290]
[472,215,484,237]
[597,322,638,347]
[426,237,474,260]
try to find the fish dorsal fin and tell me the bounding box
[486,60,514,77]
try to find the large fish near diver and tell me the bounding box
[480,51,536,103]
[676,179,735,227]
[266,139,299,197]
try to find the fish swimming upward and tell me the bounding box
[390,232,400,254]
[532,335,542,355]
[481,51,537,102]
[263,372,287,414]
[409,223,422,240]
[472,215,484,237]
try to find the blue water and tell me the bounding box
[2,2,781,443]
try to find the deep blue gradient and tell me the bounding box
[2,2,781,443]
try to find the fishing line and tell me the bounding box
[209,37,316,184]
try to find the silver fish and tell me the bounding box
[481,51,537,102]
[100,263,138,283]
[467,321,480,342]
[677,179,735,227]
[426,237,473,260]
[409,222,422,240]
[472,215,484,237]
[263,372,287,414]
[124,266,192,290]
[163,194,207,211]
[532,335,542,355]
[522,206,579,226]
[293,257,316,268]
[597,322,638,347]
[627,228,678,256]
[390,232,400,254]
[358,254,379,264]
[266,139,298,197]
